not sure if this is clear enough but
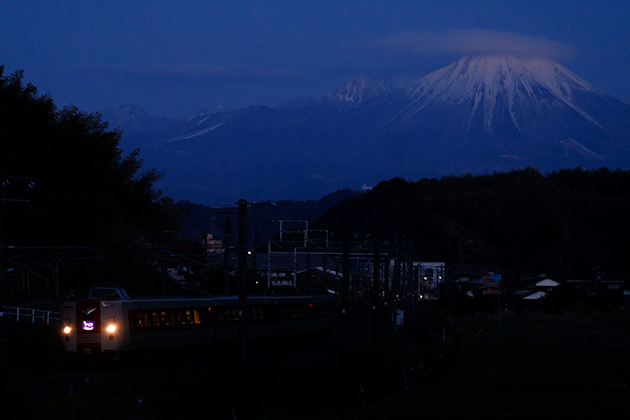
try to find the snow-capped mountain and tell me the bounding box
[371,55,630,172]
[99,104,176,133]
[321,74,395,110]
[102,55,630,204]
[406,55,601,135]
[100,104,236,134]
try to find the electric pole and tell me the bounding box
[372,238,380,346]
[223,216,231,294]
[237,199,248,374]
[0,176,5,301]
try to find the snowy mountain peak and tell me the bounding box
[99,104,165,133]
[409,55,597,103]
[324,73,394,106]
[405,55,604,135]
[102,55,630,204]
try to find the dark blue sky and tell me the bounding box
[2,1,629,117]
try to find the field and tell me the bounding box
[356,311,630,419]
[4,306,630,419]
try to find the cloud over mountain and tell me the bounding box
[362,30,582,61]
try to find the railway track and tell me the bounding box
[1,306,388,413]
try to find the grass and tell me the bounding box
[347,311,630,419]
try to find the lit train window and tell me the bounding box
[131,313,141,328]
[227,308,238,321]
[249,306,264,320]
[279,305,301,319]
[129,307,207,331]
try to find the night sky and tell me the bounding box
[2,1,629,118]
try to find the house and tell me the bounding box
[536,278,559,291]
[523,290,547,300]
[204,233,225,254]
[416,261,446,298]
[295,267,342,293]
[520,278,559,300]
[448,264,501,296]
[566,271,625,302]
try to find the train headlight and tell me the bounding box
[106,317,117,339]
[63,318,72,335]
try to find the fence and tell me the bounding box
[0,306,61,326]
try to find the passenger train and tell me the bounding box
[61,285,335,357]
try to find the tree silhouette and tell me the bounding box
[1,66,173,292]
[315,167,630,276]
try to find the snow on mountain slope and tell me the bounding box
[321,74,395,109]
[405,55,604,136]
[100,55,630,204]
[166,123,224,142]
[99,104,176,133]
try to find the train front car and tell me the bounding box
[61,286,129,357]
[60,285,335,358]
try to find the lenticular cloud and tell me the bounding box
[366,30,581,62]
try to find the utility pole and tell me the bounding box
[0,139,5,300]
[0,143,36,300]
[235,200,275,368]
[235,199,274,403]
[341,232,350,357]
[223,216,231,294]
[203,228,209,291]
[0,176,5,301]
[237,199,248,374]
[372,238,380,346]
[161,230,174,295]
[0,172,37,300]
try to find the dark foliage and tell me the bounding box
[314,167,630,276]
[544,283,583,312]
[1,67,174,294]
[175,188,362,246]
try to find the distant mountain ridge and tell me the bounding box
[100,55,630,205]
[320,73,396,110]
[100,104,175,133]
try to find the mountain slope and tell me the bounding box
[99,104,176,133]
[101,55,630,204]
[320,73,396,110]
[381,55,630,170]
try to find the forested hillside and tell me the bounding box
[314,168,630,276]
[5,65,630,298]
[1,67,173,297]
[176,188,362,244]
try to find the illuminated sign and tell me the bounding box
[82,320,95,331]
